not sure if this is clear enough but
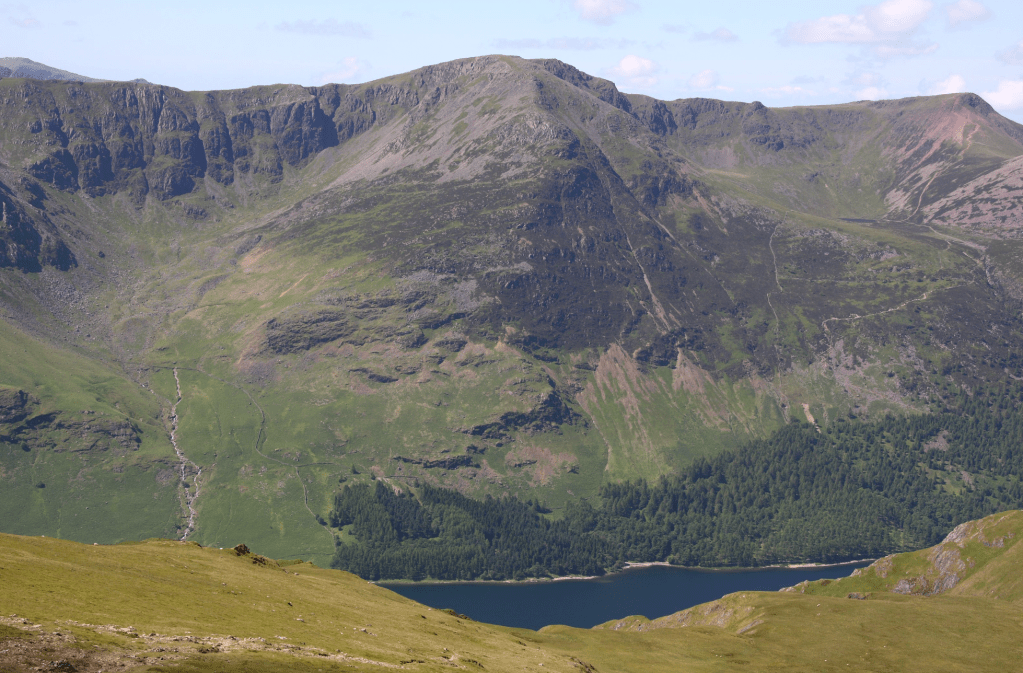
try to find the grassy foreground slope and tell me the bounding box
[0,532,576,673]
[3,511,1023,672]
[548,510,1023,672]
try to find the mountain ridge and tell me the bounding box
[0,56,150,84]
[2,55,1023,563]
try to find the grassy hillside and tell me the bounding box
[565,510,1023,672]
[3,55,1023,561]
[2,511,1023,671]
[0,320,181,543]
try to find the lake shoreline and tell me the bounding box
[381,561,880,631]
[374,558,876,586]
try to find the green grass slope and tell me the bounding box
[547,510,1023,672]
[0,320,182,543]
[796,509,1023,602]
[3,512,1023,672]
[0,532,599,673]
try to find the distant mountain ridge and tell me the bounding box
[0,56,148,83]
[0,56,99,82]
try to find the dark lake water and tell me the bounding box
[380,563,870,631]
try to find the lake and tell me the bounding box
[380,563,870,630]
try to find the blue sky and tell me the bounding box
[6,0,1023,121]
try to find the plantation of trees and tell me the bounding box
[331,385,1023,580]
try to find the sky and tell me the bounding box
[5,0,1023,122]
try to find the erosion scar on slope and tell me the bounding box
[171,368,203,541]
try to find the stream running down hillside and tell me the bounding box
[170,368,202,541]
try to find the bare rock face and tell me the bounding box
[0,388,36,423]
[0,180,76,272]
[0,80,339,209]
[265,310,354,354]
[393,455,477,470]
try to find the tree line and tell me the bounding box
[330,383,1023,580]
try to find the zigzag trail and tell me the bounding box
[170,368,202,541]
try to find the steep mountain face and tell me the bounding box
[2,55,1023,562]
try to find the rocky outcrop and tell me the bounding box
[0,387,36,423]
[393,455,477,470]
[536,59,632,113]
[463,389,580,438]
[265,310,354,354]
[0,75,459,207]
[0,180,76,272]
[348,368,398,384]
[851,515,1019,598]
[0,404,141,454]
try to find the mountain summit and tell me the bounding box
[1,55,1023,561]
[0,57,101,82]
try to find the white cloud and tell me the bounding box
[997,41,1023,65]
[929,74,966,94]
[865,0,933,32]
[495,37,634,50]
[845,72,888,99]
[320,58,368,84]
[785,14,875,43]
[6,3,39,29]
[982,80,1023,111]
[783,0,933,46]
[760,85,816,96]
[662,24,687,34]
[874,41,938,57]
[572,0,637,25]
[693,27,738,42]
[610,54,658,87]
[688,69,719,89]
[847,72,884,87]
[856,86,887,100]
[276,19,370,38]
[945,0,990,27]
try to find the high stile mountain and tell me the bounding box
[2,55,1023,565]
